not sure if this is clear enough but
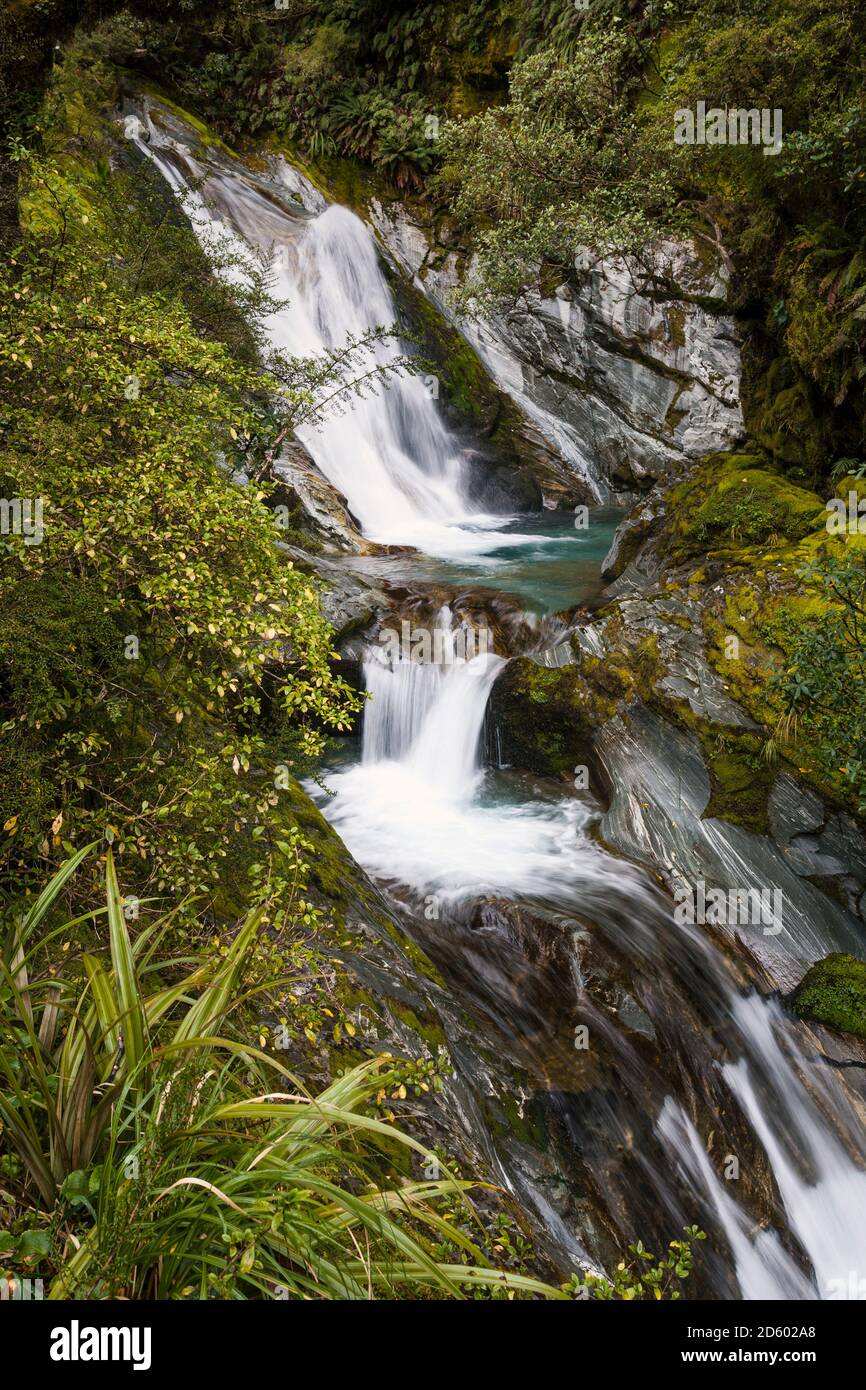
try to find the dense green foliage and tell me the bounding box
[438,32,680,305]
[0,849,562,1299]
[1,849,704,1299]
[57,2,514,191]
[0,51,405,915]
[434,0,866,474]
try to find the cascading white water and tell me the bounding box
[363,619,498,800]
[323,609,648,903]
[660,993,866,1300]
[326,618,866,1299]
[264,204,474,550]
[134,106,866,1299]
[721,997,866,1299]
[132,112,540,560]
[658,1100,817,1300]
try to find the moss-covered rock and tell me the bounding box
[699,730,774,833]
[489,655,610,778]
[790,953,866,1040]
[748,357,828,478]
[666,452,825,562]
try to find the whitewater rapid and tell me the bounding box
[324,636,646,905]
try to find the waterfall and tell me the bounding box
[340,625,866,1302]
[363,644,500,803]
[263,203,473,548]
[132,110,539,560]
[659,993,866,1300]
[336,621,866,1302]
[133,103,866,1301]
[722,996,866,1299]
[324,613,648,905]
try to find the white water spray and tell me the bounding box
[659,992,866,1300]
[323,613,654,906]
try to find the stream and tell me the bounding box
[132,101,866,1300]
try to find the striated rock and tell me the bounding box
[369,199,746,502]
[280,543,387,643]
[769,773,866,921]
[271,154,328,215]
[376,206,588,508]
[601,500,658,580]
[490,632,866,988]
[595,705,864,989]
[272,437,372,553]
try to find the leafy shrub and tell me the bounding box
[437,32,680,306]
[565,1228,707,1301]
[1,52,427,906]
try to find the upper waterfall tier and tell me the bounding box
[130,107,550,561]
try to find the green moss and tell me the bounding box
[498,1084,549,1152]
[699,732,773,832]
[791,953,866,1040]
[262,130,390,215]
[667,303,687,350]
[748,359,827,478]
[396,268,499,424]
[636,26,689,116]
[386,998,447,1050]
[834,474,866,504]
[684,467,824,551]
[489,658,610,777]
[144,89,241,159]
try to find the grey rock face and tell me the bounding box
[596,705,864,989]
[271,154,329,215]
[369,201,746,501]
[273,438,370,554]
[280,543,387,643]
[601,500,660,580]
[769,772,866,920]
[612,591,759,729]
